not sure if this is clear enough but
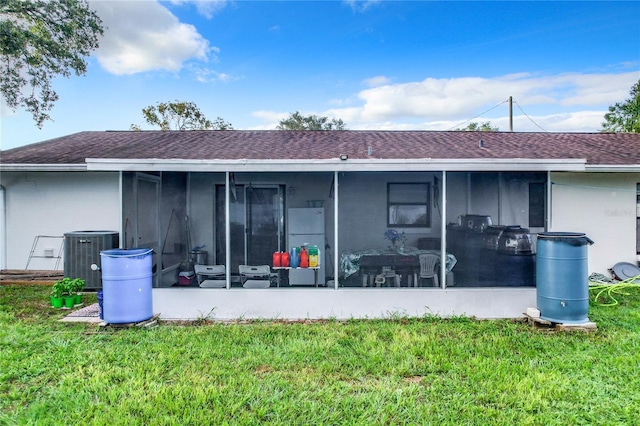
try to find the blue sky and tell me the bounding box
[2,0,639,150]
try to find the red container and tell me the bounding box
[299,247,309,268]
[281,251,290,267]
[272,251,282,267]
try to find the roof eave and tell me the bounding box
[584,164,640,172]
[85,158,587,172]
[0,164,88,172]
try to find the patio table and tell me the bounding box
[340,247,457,282]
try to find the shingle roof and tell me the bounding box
[2,130,640,166]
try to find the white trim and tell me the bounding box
[85,158,587,172]
[440,173,447,288]
[547,171,552,230]
[0,164,87,172]
[0,185,5,270]
[585,165,640,172]
[333,171,339,290]
[225,172,231,289]
[152,287,537,320]
[118,172,123,248]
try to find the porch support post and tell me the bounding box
[333,171,339,290]
[440,171,447,288]
[118,171,123,249]
[546,171,552,230]
[225,172,231,288]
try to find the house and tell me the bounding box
[1,130,639,320]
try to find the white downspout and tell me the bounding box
[119,172,123,248]
[0,185,6,270]
[547,171,552,231]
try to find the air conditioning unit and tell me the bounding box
[64,231,119,289]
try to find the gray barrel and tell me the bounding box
[495,226,536,287]
[479,225,506,285]
[536,232,594,324]
[190,250,208,265]
[100,248,153,324]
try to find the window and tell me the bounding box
[529,182,545,228]
[387,183,430,227]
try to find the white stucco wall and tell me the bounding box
[338,172,441,252]
[550,172,640,275]
[0,171,121,269]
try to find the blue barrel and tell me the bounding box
[100,248,153,324]
[536,232,594,324]
[97,290,104,320]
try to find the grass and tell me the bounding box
[1,283,639,425]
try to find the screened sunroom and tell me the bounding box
[119,166,548,292]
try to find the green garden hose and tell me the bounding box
[589,274,640,306]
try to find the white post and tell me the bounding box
[225,172,231,289]
[333,171,339,290]
[441,172,447,288]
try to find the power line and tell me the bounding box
[448,97,549,132]
[513,99,548,132]
[447,99,508,130]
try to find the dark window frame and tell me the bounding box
[528,182,546,228]
[387,182,431,228]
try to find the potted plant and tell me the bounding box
[50,280,64,308]
[57,277,76,309]
[71,278,85,306]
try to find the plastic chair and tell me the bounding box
[239,265,272,288]
[195,265,226,288]
[375,266,401,287]
[418,253,440,287]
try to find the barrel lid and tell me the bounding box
[502,225,529,233]
[100,248,153,257]
[612,262,640,282]
[538,232,594,245]
[538,232,585,238]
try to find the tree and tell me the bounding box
[130,100,233,131]
[276,111,347,130]
[0,0,103,127]
[456,121,499,131]
[602,79,640,133]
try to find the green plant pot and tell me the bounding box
[51,296,63,309]
[63,296,75,309]
[74,293,82,305]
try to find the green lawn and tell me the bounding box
[1,283,639,425]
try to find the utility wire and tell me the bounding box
[448,97,550,132]
[513,99,548,132]
[448,99,508,130]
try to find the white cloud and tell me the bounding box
[191,65,237,83]
[252,110,285,120]
[343,0,382,13]
[171,0,229,19]
[250,71,636,133]
[330,71,639,129]
[342,111,607,133]
[363,75,392,88]
[90,1,212,75]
